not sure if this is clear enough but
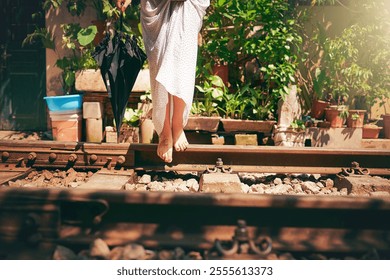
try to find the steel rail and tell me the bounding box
[1,141,389,175]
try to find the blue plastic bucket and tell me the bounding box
[44,94,83,112]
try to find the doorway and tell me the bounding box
[0,0,46,130]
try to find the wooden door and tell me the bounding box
[0,0,46,130]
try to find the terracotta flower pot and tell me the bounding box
[324,107,345,128]
[346,110,365,128]
[362,125,382,139]
[220,119,276,133]
[184,116,221,132]
[212,64,229,86]
[383,114,390,139]
[92,20,106,46]
[310,99,330,120]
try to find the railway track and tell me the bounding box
[1,140,389,174]
[0,140,390,259]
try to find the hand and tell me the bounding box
[116,0,132,12]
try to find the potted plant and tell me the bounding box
[218,83,276,133]
[362,122,382,139]
[310,68,331,120]
[319,1,390,127]
[324,104,348,128]
[120,107,142,143]
[185,74,224,132]
[346,110,366,128]
[383,114,390,139]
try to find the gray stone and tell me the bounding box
[109,246,124,260]
[301,181,321,194]
[283,177,291,184]
[89,238,110,259]
[324,178,334,188]
[53,245,77,260]
[273,178,283,185]
[122,243,146,260]
[174,178,185,184]
[164,181,176,192]
[291,178,300,184]
[265,184,293,195]
[187,178,199,192]
[147,181,164,191]
[139,174,152,184]
[42,170,53,180]
[293,184,303,193]
[319,189,332,195]
[8,180,22,187]
[175,184,189,192]
[250,184,266,194]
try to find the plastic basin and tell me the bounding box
[44,94,83,112]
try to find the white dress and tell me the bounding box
[140,0,210,135]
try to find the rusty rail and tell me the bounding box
[1,187,390,259]
[1,141,389,175]
[1,140,390,259]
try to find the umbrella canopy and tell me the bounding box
[93,19,146,141]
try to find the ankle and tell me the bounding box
[172,119,184,129]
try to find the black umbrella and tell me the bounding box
[93,14,146,141]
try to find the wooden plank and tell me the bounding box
[0,167,33,185]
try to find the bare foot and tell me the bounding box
[157,132,173,163]
[173,126,189,152]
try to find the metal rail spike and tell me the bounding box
[214,220,272,257]
[206,158,232,174]
[341,161,370,177]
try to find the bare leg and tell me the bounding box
[172,96,189,152]
[157,98,173,163]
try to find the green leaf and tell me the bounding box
[212,88,223,99]
[64,71,75,88]
[210,75,225,88]
[77,25,97,46]
[195,85,205,93]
